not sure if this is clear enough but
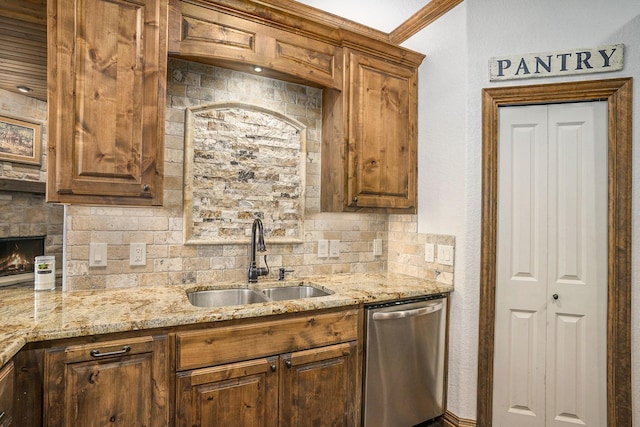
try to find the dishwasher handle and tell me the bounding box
[371,301,444,320]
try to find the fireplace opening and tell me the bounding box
[0,235,45,285]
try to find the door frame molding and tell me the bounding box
[477,77,633,426]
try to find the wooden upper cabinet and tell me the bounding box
[47,0,168,205]
[348,50,418,211]
[322,49,422,213]
[172,2,343,90]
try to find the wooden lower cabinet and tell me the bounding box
[11,308,361,426]
[280,342,357,427]
[176,357,279,426]
[0,361,14,427]
[176,342,357,427]
[175,309,361,426]
[43,335,169,427]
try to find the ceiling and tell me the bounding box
[0,0,47,101]
[0,0,431,103]
[294,0,430,33]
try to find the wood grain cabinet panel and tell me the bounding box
[176,357,279,427]
[47,0,168,205]
[43,336,169,427]
[0,362,14,427]
[280,342,358,427]
[177,343,358,427]
[175,309,361,426]
[175,2,343,89]
[347,51,418,211]
[322,49,421,213]
[175,309,359,371]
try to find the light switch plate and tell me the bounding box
[317,239,329,258]
[89,242,107,267]
[130,243,146,266]
[329,240,340,258]
[437,244,454,266]
[425,243,435,263]
[373,239,382,256]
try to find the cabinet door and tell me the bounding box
[0,362,14,427]
[47,0,167,205]
[12,348,44,427]
[44,336,169,427]
[176,357,278,427]
[347,51,417,211]
[280,341,358,427]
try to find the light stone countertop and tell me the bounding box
[0,272,453,367]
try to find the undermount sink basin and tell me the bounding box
[261,285,331,301]
[187,284,332,308]
[187,289,269,308]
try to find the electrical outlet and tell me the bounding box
[130,243,146,266]
[425,243,435,263]
[373,239,382,256]
[437,244,454,266]
[329,240,340,258]
[318,239,329,258]
[89,242,107,267]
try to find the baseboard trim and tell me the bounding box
[442,410,476,427]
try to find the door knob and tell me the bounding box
[552,294,559,300]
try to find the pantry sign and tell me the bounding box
[489,44,624,81]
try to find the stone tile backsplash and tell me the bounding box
[184,104,306,244]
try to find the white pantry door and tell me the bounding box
[492,102,607,427]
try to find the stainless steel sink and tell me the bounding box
[261,285,331,301]
[187,289,269,308]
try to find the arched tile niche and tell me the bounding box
[183,102,306,245]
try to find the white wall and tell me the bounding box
[404,0,640,422]
[404,4,475,419]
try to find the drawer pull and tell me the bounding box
[0,411,5,421]
[90,345,131,358]
[270,364,277,372]
[284,360,292,368]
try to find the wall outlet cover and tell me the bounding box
[130,243,146,266]
[89,242,107,267]
[437,244,454,266]
[425,243,435,263]
[318,239,329,258]
[373,239,383,256]
[329,240,340,258]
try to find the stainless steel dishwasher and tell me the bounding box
[363,295,447,427]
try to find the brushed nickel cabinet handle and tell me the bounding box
[90,345,132,358]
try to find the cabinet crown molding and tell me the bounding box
[176,0,425,67]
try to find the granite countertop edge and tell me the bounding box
[0,272,453,367]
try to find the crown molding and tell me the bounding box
[389,0,463,44]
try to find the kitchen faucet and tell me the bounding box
[248,218,269,283]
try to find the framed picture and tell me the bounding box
[0,115,41,165]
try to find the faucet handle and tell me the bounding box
[278,267,294,281]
